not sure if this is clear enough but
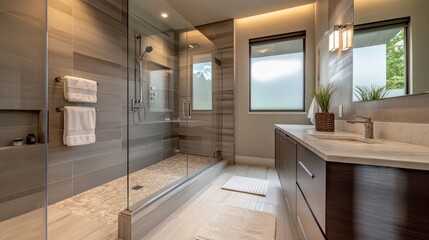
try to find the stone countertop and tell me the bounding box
[275,124,429,171]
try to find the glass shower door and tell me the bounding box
[126,0,220,212]
[183,30,220,177]
[127,0,191,210]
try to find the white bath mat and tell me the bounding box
[221,176,269,196]
[194,204,276,240]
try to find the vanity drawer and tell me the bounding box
[297,144,326,231]
[297,188,325,240]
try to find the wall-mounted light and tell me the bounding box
[341,24,352,51]
[161,12,168,18]
[329,26,340,52]
[329,24,352,52]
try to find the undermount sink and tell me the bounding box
[308,133,382,144]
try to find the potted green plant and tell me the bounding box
[313,84,336,132]
[354,85,390,101]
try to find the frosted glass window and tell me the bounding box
[193,60,212,110]
[250,34,305,111]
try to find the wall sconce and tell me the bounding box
[341,24,352,51]
[329,26,340,52]
[329,24,352,52]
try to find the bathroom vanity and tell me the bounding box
[275,125,429,240]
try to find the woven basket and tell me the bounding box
[315,112,335,132]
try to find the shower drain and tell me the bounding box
[131,185,143,190]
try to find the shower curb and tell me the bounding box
[118,160,228,240]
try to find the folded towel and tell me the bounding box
[307,97,320,125]
[63,106,96,146]
[64,76,97,103]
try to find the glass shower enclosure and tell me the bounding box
[127,0,221,211]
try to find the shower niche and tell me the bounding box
[147,63,174,114]
[0,110,45,148]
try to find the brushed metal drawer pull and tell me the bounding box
[299,161,315,178]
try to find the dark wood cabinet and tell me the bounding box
[275,127,429,240]
[275,129,297,227]
[297,188,325,240]
[326,163,429,240]
[297,144,326,232]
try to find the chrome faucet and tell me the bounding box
[347,116,374,139]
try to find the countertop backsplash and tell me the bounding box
[336,120,429,147]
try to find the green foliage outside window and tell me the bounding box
[386,29,405,90]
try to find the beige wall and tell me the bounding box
[234,4,315,163]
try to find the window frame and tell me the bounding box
[354,17,410,95]
[248,31,306,113]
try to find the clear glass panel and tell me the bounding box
[0,0,47,238]
[353,26,407,101]
[250,38,305,111]
[127,0,220,211]
[128,0,189,210]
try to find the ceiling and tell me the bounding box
[165,0,316,26]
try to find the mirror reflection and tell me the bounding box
[353,0,429,101]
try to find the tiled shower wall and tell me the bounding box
[0,0,46,230]
[47,0,129,204]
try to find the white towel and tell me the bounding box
[307,97,320,125]
[64,76,97,103]
[63,106,96,146]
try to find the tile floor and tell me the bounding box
[141,164,297,240]
[0,163,297,240]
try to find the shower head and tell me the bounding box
[138,45,153,61]
[145,46,153,53]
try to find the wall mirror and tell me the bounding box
[353,0,429,101]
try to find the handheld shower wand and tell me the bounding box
[138,46,153,62]
[132,34,154,123]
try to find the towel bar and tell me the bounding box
[56,107,99,112]
[55,76,99,85]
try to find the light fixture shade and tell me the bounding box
[342,26,352,50]
[329,28,340,51]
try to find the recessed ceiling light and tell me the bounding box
[161,13,168,18]
[188,43,200,49]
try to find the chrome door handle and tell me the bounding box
[183,100,192,119]
[187,100,192,119]
[182,100,188,118]
[299,161,315,178]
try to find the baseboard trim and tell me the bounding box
[235,155,274,167]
